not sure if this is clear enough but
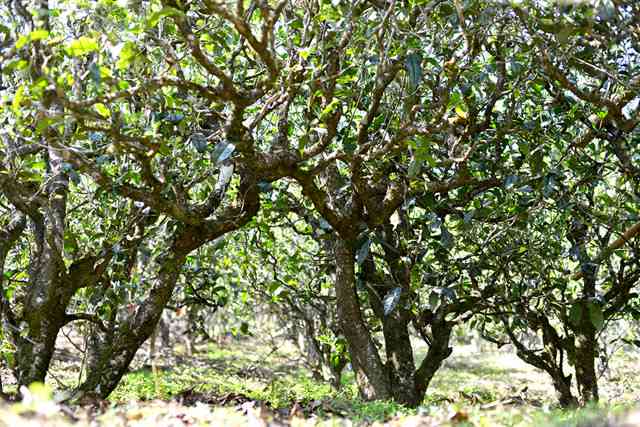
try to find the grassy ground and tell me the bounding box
[1,336,640,426]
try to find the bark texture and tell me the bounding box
[333,238,391,401]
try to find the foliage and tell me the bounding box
[0,0,639,415]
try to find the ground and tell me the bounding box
[1,333,640,426]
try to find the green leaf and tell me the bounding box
[320,99,340,121]
[588,302,604,331]
[190,132,208,153]
[66,37,99,56]
[429,291,439,308]
[356,239,371,266]
[30,29,50,41]
[89,62,102,86]
[408,158,421,178]
[94,103,110,118]
[257,181,273,192]
[455,104,469,119]
[212,141,236,163]
[3,59,29,72]
[64,233,78,255]
[390,210,401,229]
[405,53,422,89]
[12,86,24,113]
[29,160,46,171]
[215,164,234,194]
[383,287,403,316]
[35,117,52,134]
[15,29,49,49]
[440,226,454,249]
[299,48,312,61]
[569,303,582,326]
[146,7,185,28]
[239,322,250,335]
[539,18,561,34]
[117,42,140,70]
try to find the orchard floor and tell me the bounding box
[2,336,640,426]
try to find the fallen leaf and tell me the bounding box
[450,410,469,424]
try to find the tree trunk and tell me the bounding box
[414,312,453,402]
[359,224,453,407]
[381,254,420,407]
[503,315,578,407]
[16,143,72,386]
[16,251,72,385]
[361,246,419,405]
[333,238,391,401]
[550,370,577,408]
[85,322,114,377]
[372,226,436,408]
[514,347,577,407]
[0,212,26,380]
[16,291,68,385]
[382,311,420,406]
[574,299,599,405]
[571,225,599,405]
[9,7,75,386]
[159,316,171,348]
[76,253,186,398]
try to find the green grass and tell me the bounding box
[107,341,640,425]
[12,338,640,426]
[111,341,340,406]
[107,340,415,424]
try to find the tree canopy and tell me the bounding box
[0,0,639,409]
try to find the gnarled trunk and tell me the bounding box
[16,279,71,385]
[414,312,453,402]
[363,258,420,406]
[574,302,599,405]
[333,238,391,401]
[551,370,577,408]
[503,315,578,407]
[573,242,599,405]
[16,144,72,386]
[0,212,27,383]
[381,311,419,406]
[77,252,186,398]
[357,225,456,407]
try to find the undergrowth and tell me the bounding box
[103,341,640,425]
[2,340,638,425]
